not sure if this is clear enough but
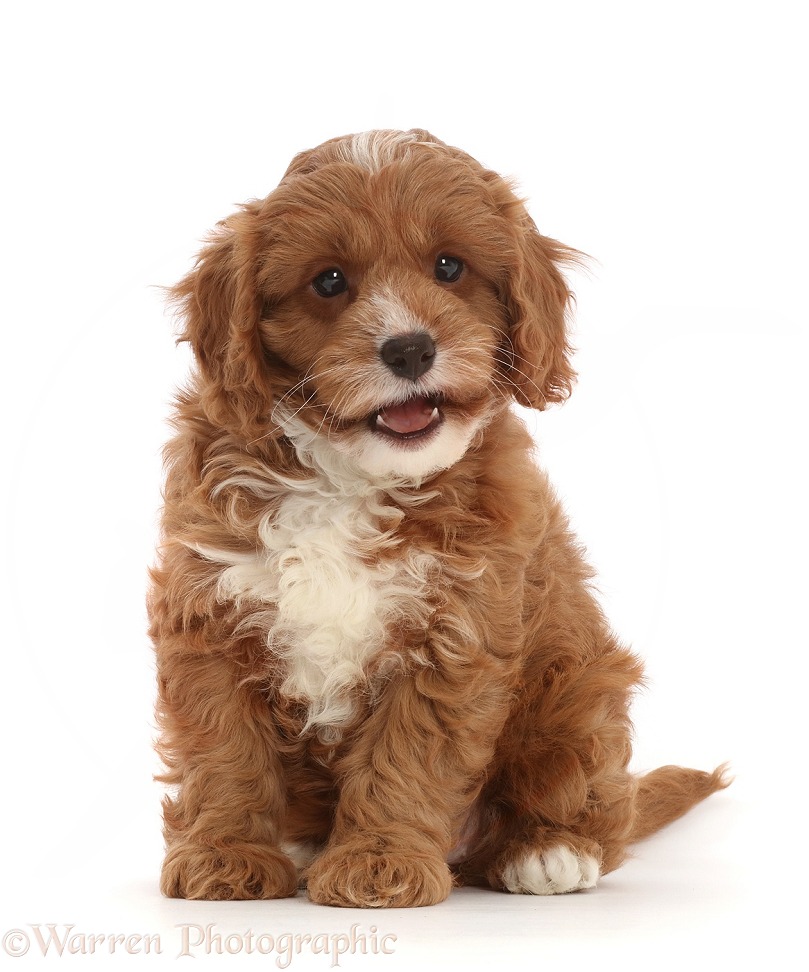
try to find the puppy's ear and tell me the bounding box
[503,216,578,410]
[171,207,273,437]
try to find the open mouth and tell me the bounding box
[370,394,444,442]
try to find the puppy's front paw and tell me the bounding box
[306,846,452,908]
[496,843,601,895]
[161,841,298,900]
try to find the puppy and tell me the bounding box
[149,129,727,907]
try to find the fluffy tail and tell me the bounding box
[631,763,731,843]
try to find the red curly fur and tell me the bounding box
[149,129,728,907]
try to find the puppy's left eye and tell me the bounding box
[312,268,348,297]
[434,255,464,283]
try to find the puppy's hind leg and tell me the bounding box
[454,638,644,895]
[455,636,728,895]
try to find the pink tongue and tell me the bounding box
[379,396,435,434]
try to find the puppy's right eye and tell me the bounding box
[312,268,348,298]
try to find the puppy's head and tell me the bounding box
[173,130,576,481]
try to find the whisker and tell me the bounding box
[250,345,537,450]
[495,344,547,407]
[247,364,349,445]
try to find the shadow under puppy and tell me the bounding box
[149,129,728,907]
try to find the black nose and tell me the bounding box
[380,332,436,381]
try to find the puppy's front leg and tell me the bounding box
[306,655,513,908]
[157,645,297,900]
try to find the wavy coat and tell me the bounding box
[149,130,727,906]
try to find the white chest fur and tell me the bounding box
[205,469,437,734]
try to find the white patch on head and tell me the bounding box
[335,130,437,173]
[368,289,427,342]
[501,846,600,895]
[196,416,439,737]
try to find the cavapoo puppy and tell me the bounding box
[149,129,727,907]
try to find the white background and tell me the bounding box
[1,1,806,968]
